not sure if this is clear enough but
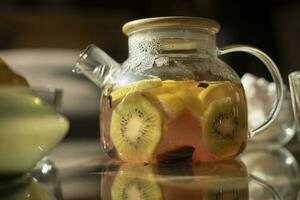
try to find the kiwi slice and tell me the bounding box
[110,78,162,102]
[202,97,245,157]
[110,94,162,163]
[111,164,162,200]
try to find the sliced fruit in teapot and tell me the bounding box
[109,79,205,119]
[152,93,186,119]
[110,78,162,102]
[202,97,247,158]
[145,80,205,119]
[198,80,247,107]
[106,79,248,163]
[110,94,162,163]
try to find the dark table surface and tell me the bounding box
[1,138,300,200]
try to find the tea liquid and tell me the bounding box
[100,80,247,163]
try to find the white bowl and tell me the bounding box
[0,86,69,176]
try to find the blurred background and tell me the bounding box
[0,0,299,139]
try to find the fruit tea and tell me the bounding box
[100,79,248,163]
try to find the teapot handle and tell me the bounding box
[218,45,284,138]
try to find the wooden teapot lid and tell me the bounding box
[122,16,220,35]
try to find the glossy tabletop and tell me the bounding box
[1,138,300,200]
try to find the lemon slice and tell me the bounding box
[147,80,205,119]
[155,93,186,119]
[162,81,205,117]
[145,80,177,94]
[176,87,205,118]
[198,81,234,105]
[110,78,162,102]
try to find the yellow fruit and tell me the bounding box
[110,78,162,102]
[176,88,205,119]
[155,93,186,119]
[147,80,205,119]
[198,81,234,105]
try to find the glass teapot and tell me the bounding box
[74,17,284,163]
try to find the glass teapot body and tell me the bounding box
[76,17,283,163]
[100,27,248,163]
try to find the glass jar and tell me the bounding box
[75,17,283,163]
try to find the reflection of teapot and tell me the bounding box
[241,145,300,200]
[101,160,283,200]
[101,160,249,200]
[74,17,284,163]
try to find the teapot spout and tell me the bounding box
[73,44,121,88]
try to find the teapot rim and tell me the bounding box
[122,16,220,36]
